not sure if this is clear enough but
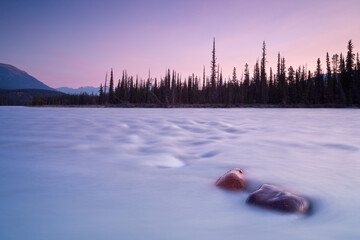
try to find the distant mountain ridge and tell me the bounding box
[0,63,53,90]
[56,86,100,95]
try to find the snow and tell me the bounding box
[0,106,359,240]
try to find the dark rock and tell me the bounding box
[246,184,310,214]
[215,168,246,191]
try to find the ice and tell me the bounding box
[0,107,360,240]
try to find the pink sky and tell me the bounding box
[1,0,359,88]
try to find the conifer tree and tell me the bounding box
[99,83,103,104]
[254,60,260,103]
[326,52,335,103]
[269,67,274,103]
[109,68,114,104]
[104,73,108,104]
[288,66,296,103]
[346,40,355,73]
[345,40,355,105]
[210,38,217,102]
[295,67,300,103]
[260,41,268,103]
[243,63,250,103]
[339,53,347,104]
[219,69,224,103]
[276,53,281,103]
[332,54,339,74]
[315,58,324,104]
[299,66,306,103]
[280,57,287,104]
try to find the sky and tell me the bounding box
[1,0,360,88]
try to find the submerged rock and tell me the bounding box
[215,168,246,191]
[246,184,310,214]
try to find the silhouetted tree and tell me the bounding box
[326,52,335,103]
[260,41,268,103]
[315,58,324,104]
[288,66,296,103]
[109,68,114,103]
[210,38,217,103]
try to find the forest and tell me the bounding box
[32,40,360,107]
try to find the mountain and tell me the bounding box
[0,63,53,90]
[56,86,100,95]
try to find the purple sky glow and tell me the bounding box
[1,0,359,88]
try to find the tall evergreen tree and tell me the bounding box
[104,73,108,104]
[332,54,339,74]
[276,53,281,103]
[268,67,274,103]
[242,63,249,103]
[346,40,355,72]
[326,52,335,103]
[109,68,115,104]
[315,58,324,104]
[254,60,260,103]
[280,57,287,104]
[210,38,217,102]
[99,83,104,104]
[339,53,347,104]
[260,41,268,103]
[345,40,355,105]
[288,66,296,103]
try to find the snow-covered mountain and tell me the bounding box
[56,86,100,95]
[0,63,53,90]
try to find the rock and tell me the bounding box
[246,184,310,214]
[215,168,246,191]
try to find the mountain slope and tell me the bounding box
[0,63,53,90]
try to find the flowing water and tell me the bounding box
[0,107,359,240]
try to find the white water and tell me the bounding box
[0,107,359,240]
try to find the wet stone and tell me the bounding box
[215,168,246,191]
[246,184,310,214]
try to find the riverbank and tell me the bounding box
[29,103,355,108]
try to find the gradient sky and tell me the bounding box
[1,0,360,88]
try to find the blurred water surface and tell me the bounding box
[0,107,359,240]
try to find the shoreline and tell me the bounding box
[26,103,358,108]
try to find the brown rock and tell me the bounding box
[215,168,246,191]
[246,184,310,214]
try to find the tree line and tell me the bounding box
[33,39,360,107]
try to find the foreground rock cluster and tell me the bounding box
[216,168,310,214]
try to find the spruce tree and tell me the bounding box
[326,52,335,103]
[280,57,287,104]
[339,53,347,104]
[345,40,355,105]
[243,63,250,103]
[260,41,268,103]
[210,38,217,103]
[295,67,300,103]
[104,73,108,104]
[346,40,355,72]
[99,83,103,104]
[315,58,324,104]
[254,60,260,103]
[269,67,274,103]
[332,54,339,74]
[109,69,114,104]
[288,66,296,103]
[276,53,281,103]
